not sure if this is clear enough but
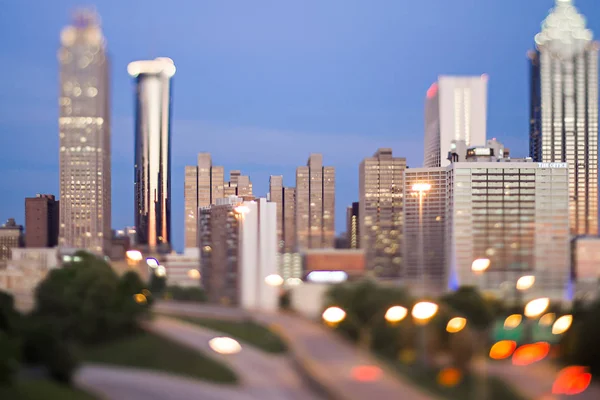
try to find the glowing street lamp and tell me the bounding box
[187,269,200,279]
[471,258,491,273]
[516,275,535,291]
[524,297,550,318]
[385,306,408,324]
[411,301,438,324]
[264,274,284,287]
[322,306,347,325]
[209,337,242,355]
[126,250,143,262]
[552,315,573,335]
[446,317,467,333]
[146,257,159,268]
[156,265,166,277]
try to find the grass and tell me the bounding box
[79,331,237,384]
[0,379,97,400]
[172,316,287,354]
[390,361,527,400]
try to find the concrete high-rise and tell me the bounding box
[269,176,284,249]
[269,176,297,252]
[446,161,570,300]
[359,149,406,277]
[346,202,359,249]
[58,10,111,253]
[403,168,447,291]
[295,154,335,250]
[424,76,488,168]
[529,0,598,236]
[184,153,254,249]
[25,194,59,248]
[0,219,23,265]
[128,57,176,251]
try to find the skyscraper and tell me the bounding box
[58,10,111,253]
[359,149,406,277]
[269,176,284,249]
[424,76,488,168]
[25,194,59,248]
[529,0,599,236]
[128,57,176,251]
[295,154,335,250]
[346,202,359,249]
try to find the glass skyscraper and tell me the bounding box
[58,10,111,253]
[128,57,175,251]
[529,0,599,236]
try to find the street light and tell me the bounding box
[264,274,284,287]
[385,306,408,324]
[411,301,439,324]
[446,317,467,333]
[516,275,535,291]
[552,315,573,335]
[322,306,346,325]
[126,250,143,261]
[209,337,242,355]
[156,265,166,277]
[471,258,491,273]
[524,297,550,318]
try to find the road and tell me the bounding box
[75,364,256,400]
[146,315,321,400]
[156,301,437,400]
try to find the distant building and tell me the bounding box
[129,57,176,252]
[184,153,252,249]
[359,149,406,277]
[25,194,59,248]
[529,0,598,236]
[296,154,335,250]
[334,234,349,249]
[163,248,201,288]
[446,161,570,300]
[199,197,278,311]
[424,75,488,168]
[278,252,302,282]
[403,167,447,291]
[0,219,23,265]
[303,249,366,280]
[571,236,600,301]
[58,10,111,254]
[346,202,359,249]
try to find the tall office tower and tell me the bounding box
[424,76,488,167]
[25,194,59,248]
[446,162,570,299]
[58,10,111,253]
[128,57,175,251]
[269,176,284,249]
[359,149,406,277]
[0,219,23,265]
[295,154,335,250]
[282,187,296,252]
[346,202,359,249]
[403,168,447,291]
[529,0,599,236]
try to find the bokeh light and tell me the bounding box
[489,340,517,360]
[512,342,550,366]
[437,367,462,387]
[539,313,556,327]
[516,275,535,291]
[552,366,592,396]
[552,315,573,335]
[133,293,147,304]
[446,317,467,333]
[504,314,523,330]
[208,337,242,355]
[524,298,550,318]
[411,301,438,324]
[351,365,382,382]
[385,306,408,323]
[322,306,346,325]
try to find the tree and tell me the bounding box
[441,286,494,330]
[0,291,20,385]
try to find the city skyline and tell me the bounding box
[2,1,600,251]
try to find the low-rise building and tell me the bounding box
[163,248,201,287]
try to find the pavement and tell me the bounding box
[156,301,437,400]
[75,364,256,400]
[483,359,600,400]
[145,315,321,400]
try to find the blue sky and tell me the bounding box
[1,0,599,252]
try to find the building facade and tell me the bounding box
[295,154,335,250]
[346,202,359,249]
[359,149,406,277]
[128,57,175,252]
[529,0,599,236]
[25,194,59,248]
[58,10,111,253]
[446,162,570,300]
[163,248,201,288]
[0,219,24,266]
[424,76,488,168]
[403,168,447,291]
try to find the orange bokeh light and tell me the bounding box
[351,365,382,382]
[552,366,592,396]
[489,340,517,360]
[437,367,462,387]
[512,342,550,366]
